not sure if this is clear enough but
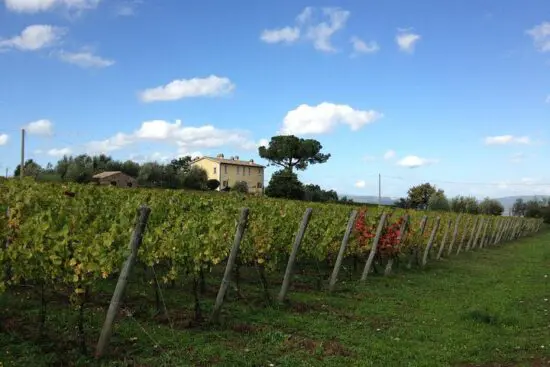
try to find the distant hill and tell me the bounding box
[345,195,397,206]
[495,195,549,210]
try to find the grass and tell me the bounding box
[1,229,550,366]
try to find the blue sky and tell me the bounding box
[0,0,549,199]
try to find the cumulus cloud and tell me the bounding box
[526,22,550,52]
[280,102,383,135]
[396,28,421,53]
[0,24,65,51]
[260,7,352,53]
[484,135,531,145]
[350,36,379,54]
[47,147,71,157]
[25,119,53,135]
[355,180,366,188]
[57,50,115,68]
[139,75,235,102]
[83,119,256,155]
[384,149,396,160]
[3,0,100,13]
[114,0,142,16]
[0,134,8,145]
[260,27,300,44]
[396,155,438,168]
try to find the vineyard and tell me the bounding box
[0,179,544,363]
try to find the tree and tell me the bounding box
[14,159,42,178]
[427,192,450,211]
[169,156,192,174]
[303,184,338,202]
[206,179,220,190]
[181,166,208,190]
[450,195,480,214]
[479,198,504,216]
[265,169,305,200]
[258,135,331,172]
[406,183,442,210]
[233,181,249,194]
[394,197,411,209]
[121,160,140,178]
[512,198,527,217]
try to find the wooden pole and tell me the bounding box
[407,216,428,269]
[436,218,452,260]
[211,208,249,322]
[328,209,358,292]
[471,218,484,250]
[447,214,461,256]
[479,218,489,248]
[277,208,313,303]
[96,205,151,358]
[422,216,441,266]
[361,212,388,281]
[465,217,479,251]
[456,217,471,255]
[384,214,409,276]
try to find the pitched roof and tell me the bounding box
[194,156,265,168]
[92,171,124,179]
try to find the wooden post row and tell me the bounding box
[360,212,388,281]
[422,216,441,266]
[328,209,358,292]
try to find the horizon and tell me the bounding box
[1,0,549,199]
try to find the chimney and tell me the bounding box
[249,159,254,164]
[234,156,239,160]
[230,156,234,160]
[216,153,224,158]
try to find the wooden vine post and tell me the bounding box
[464,217,479,251]
[360,212,388,281]
[211,208,249,323]
[277,208,313,303]
[436,217,452,260]
[422,216,441,266]
[328,209,358,292]
[479,219,489,248]
[471,218,484,250]
[407,215,428,269]
[447,214,462,256]
[96,205,151,358]
[384,214,409,276]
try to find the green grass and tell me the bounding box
[1,230,550,367]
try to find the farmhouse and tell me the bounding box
[92,171,138,188]
[191,154,265,194]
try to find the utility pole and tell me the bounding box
[378,173,381,206]
[20,128,25,178]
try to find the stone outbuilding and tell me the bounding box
[92,171,138,188]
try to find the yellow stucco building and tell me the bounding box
[191,154,265,194]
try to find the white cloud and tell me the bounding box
[114,0,141,16]
[47,147,71,157]
[260,7,350,53]
[396,155,438,168]
[484,135,531,145]
[3,0,100,13]
[526,22,550,53]
[355,180,366,188]
[84,119,255,155]
[139,75,235,102]
[383,149,396,160]
[281,102,383,135]
[260,27,300,44]
[510,152,526,163]
[257,138,269,148]
[0,24,65,51]
[0,134,8,145]
[57,50,114,68]
[396,29,421,53]
[350,36,379,54]
[25,119,53,135]
[304,7,350,52]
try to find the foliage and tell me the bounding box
[450,195,480,214]
[394,197,411,209]
[512,198,527,217]
[258,135,331,172]
[264,169,304,200]
[14,159,43,178]
[180,166,208,190]
[303,184,338,202]
[206,179,220,191]
[479,197,504,216]
[427,191,450,211]
[233,181,249,194]
[407,183,443,210]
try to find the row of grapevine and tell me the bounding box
[0,179,544,356]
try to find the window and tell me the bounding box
[223,180,228,186]
[237,167,240,174]
[248,167,251,175]
[224,165,227,174]
[257,182,262,188]
[213,167,217,174]
[258,168,261,174]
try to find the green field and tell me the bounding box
[1,227,549,366]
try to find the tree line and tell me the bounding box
[512,198,550,223]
